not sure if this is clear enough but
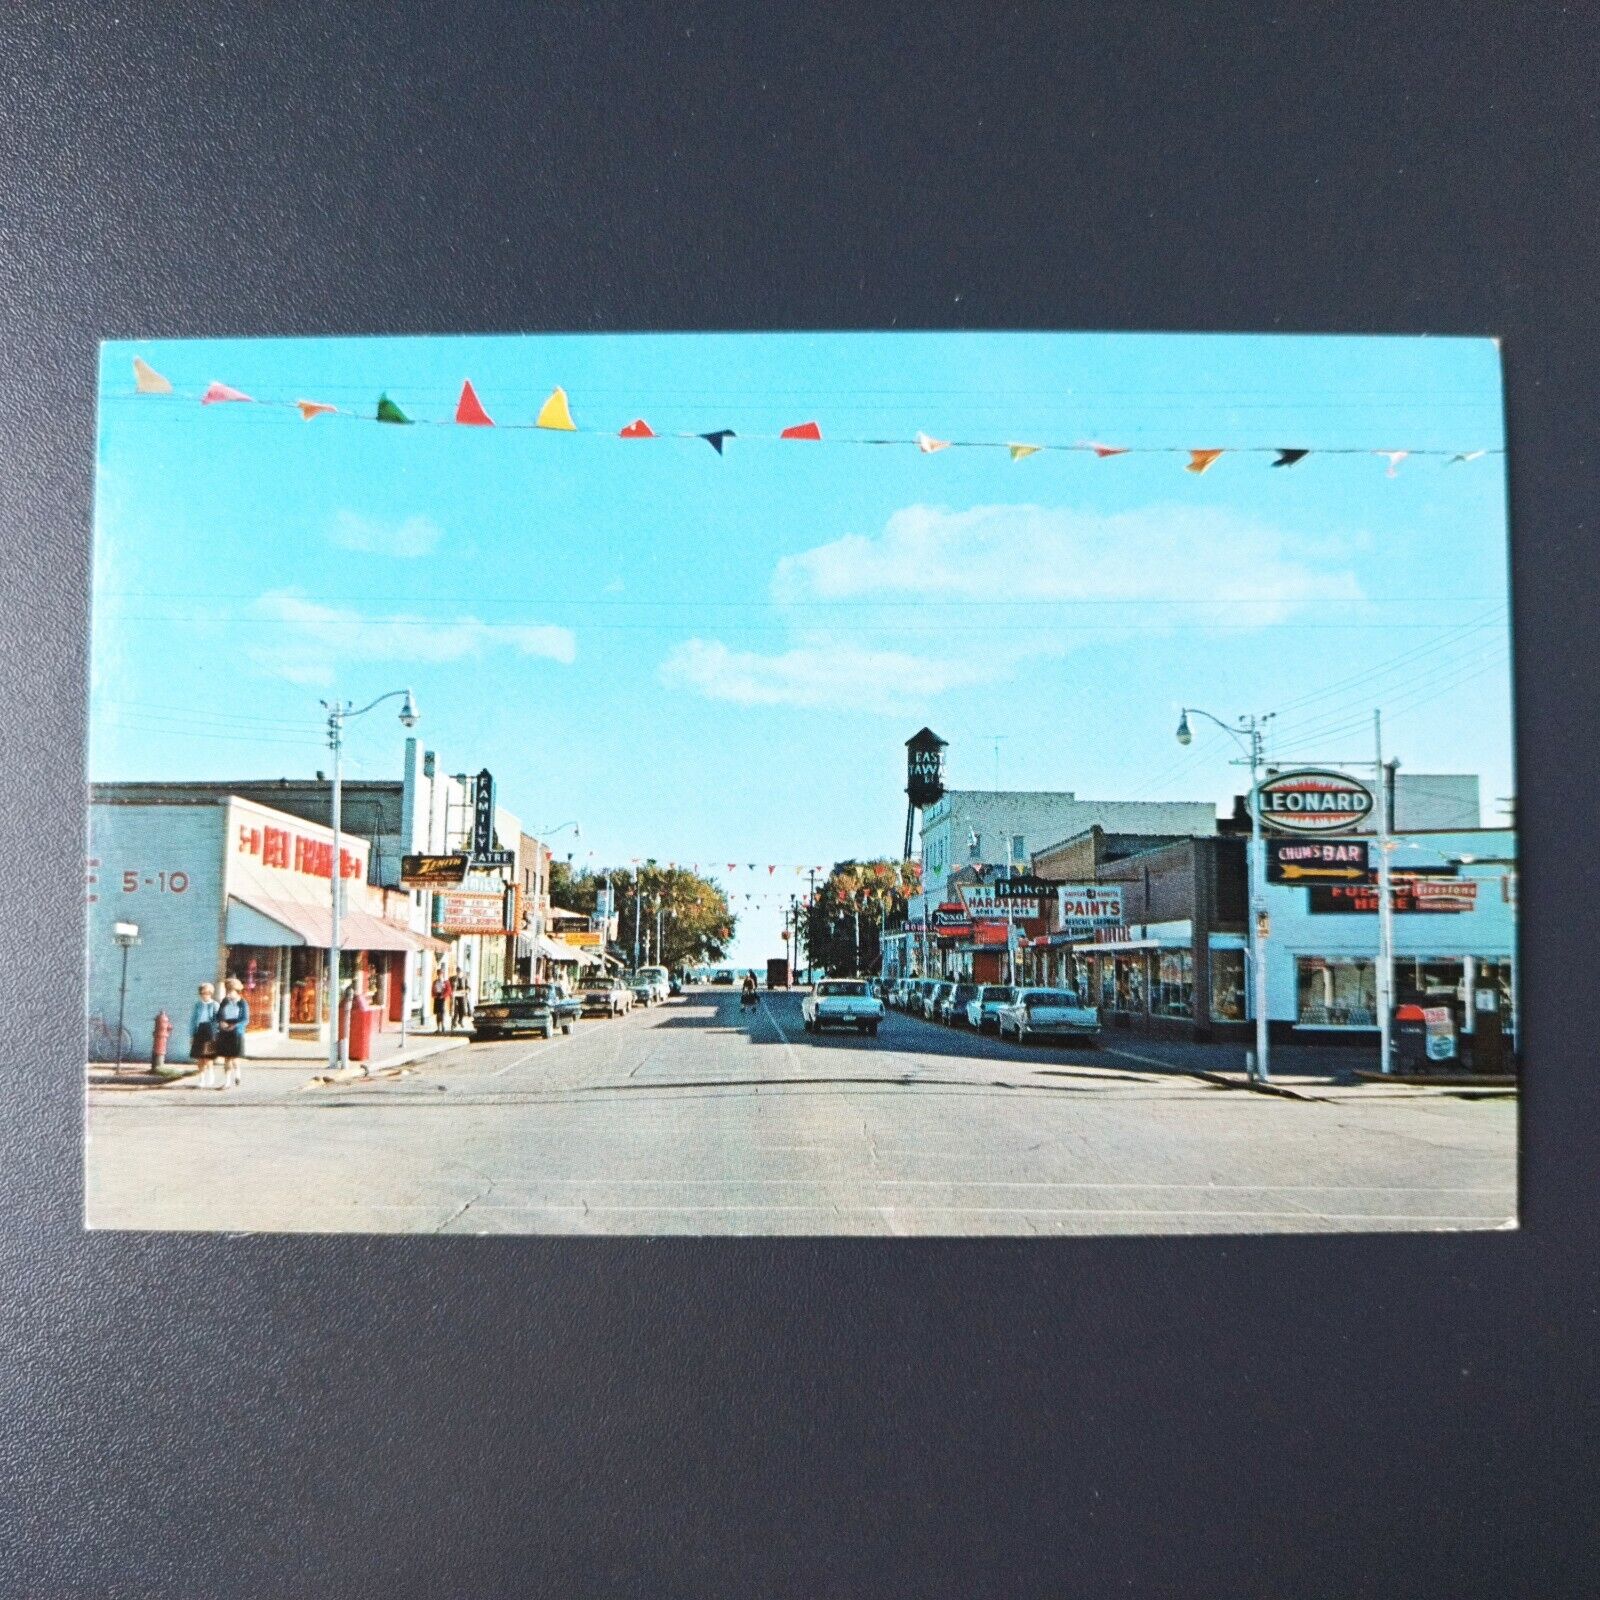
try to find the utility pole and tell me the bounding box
[1376,711,1396,1076]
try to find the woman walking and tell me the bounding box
[190,982,218,1086]
[213,978,250,1089]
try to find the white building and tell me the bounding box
[918,789,1218,904]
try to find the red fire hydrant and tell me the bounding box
[151,1010,172,1072]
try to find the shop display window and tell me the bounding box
[1296,957,1377,1027]
[1116,954,1147,1013]
[1154,950,1193,1018]
[289,947,326,1026]
[1210,949,1246,1021]
[225,946,281,1031]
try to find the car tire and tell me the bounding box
[562,1022,574,1035]
[804,1018,815,1033]
[868,1023,878,1038]
[541,1017,555,1039]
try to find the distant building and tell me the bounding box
[918,790,1218,904]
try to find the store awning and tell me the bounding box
[1074,938,1167,955]
[225,893,420,953]
[536,934,601,968]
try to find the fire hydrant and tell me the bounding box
[151,1010,172,1073]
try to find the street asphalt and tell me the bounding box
[85,987,1518,1235]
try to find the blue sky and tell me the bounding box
[92,331,1513,962]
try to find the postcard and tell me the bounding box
[85,331,1516,1234]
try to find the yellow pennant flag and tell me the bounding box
[1186,448,1224,475]
[1008,444,1040,462]
[536,386,577,431]
[132,357,172,395]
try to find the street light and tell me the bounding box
[321,688,419,1075]
[111,921,140,1075]
[1177,707,1273,1082]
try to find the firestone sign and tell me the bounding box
[1257,769,1375,835]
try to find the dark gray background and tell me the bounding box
[2,4,1594,1594]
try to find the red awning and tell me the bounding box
[225,893,422,953]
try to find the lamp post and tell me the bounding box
[321,688,419,1075]
[1177,707,1273,1082]
[111,921,140,1075]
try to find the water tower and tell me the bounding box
[904,728,948,859]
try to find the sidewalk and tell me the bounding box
[88,1025,466,1094]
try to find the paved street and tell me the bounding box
[86,989,1518,1235]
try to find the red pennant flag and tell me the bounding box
[728,863,737,873]
[781,421,822,440]
[201,381,251,405]
[768,864,776,875]
[619,419,655,438]
[455,380,493,426]
[1087,442,1128,458]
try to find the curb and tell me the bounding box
[1190,1070,1317,1101]
[1352,1069,1518,1089]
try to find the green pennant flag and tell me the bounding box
[376,392,411,424]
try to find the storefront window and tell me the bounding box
[1155,949,1193,1018]
[289,947,326,1026]
[1296,957,1377,1027]
[1115,954,1147,1013]
[1210,949,1246,1021]
[226,946,282,1032]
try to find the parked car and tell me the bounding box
[922,981,955,1020]
[626,973,658,1007]
[886,978,909,1010]
[801,978,886,1037]
[940,982,981,1026]
[711,968,735,986]
[580,975,633,1017]
[471,983,582,1042]
[636,965,670,1002]
[996,988,1100,1044]
[966,984,1020,1032]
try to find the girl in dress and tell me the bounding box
[213,978,250,1089]
[190,982,218,1085]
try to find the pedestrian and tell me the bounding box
[431,971,449,1031]
[190,981,218,1086]
[212,977,249,1090]
[452,978,471,1030]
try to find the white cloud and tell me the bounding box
[329,510,443,558]
[772,502,1365,622]
[247,591,576,685]
[660,638,995,714]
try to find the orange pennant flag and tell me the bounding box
[132,357,172,395]
[295,399,337,421]
[1008,444,1040,462]
[916,431,951,454]
[455,380,494,426]
[536,386,577,431]
[1186,449,1224,475]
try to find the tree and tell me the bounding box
[802,858,921,976]
[551,861,735,969]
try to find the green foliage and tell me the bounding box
[551,861,734,969]
[801,858,922,976]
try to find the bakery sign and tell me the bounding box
[1257,769,1375,835]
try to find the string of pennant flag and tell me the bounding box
[126,358,1501,475]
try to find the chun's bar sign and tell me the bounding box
[401,853,468,887]
[1257,769,1374,835]
[1265,838,1371,883]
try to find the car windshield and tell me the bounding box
[983,987,1018,1003]
[1027,991,1083,1007]
[581,979,613,991]
[499,985,555,1002]
[820,981,869,996]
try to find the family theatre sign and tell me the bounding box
[1258,770,1375,835]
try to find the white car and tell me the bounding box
[996,987,1100,1044]
[636,965,671,1002]
[966,984,1020,1032]
[801,979,885,1037]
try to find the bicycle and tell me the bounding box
[87,1013,133,1066]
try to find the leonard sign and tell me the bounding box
[1257,769,1375,836]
